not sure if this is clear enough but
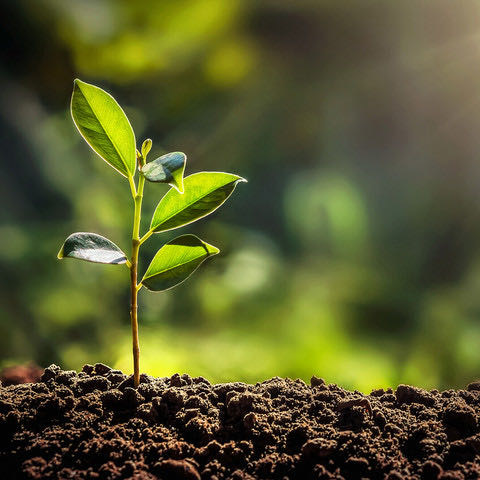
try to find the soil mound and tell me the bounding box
[1,364,480,479]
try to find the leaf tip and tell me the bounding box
[57,246,64,260]
[73,78,85,89]
[203,241,220,257]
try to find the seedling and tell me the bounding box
[58,80,245,387]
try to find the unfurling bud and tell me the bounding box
[141,138,152,160]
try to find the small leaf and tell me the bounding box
[58,232,127,265]
[141,138,152,159]
[140,152,186,193]
[150,171,246,233]
[71,79,136,178]
[141,234,219,291]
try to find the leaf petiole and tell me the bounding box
[139,229,153,246]
[128,175,137,199]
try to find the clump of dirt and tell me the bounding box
[0,364,43,386]
[1,365,480,479]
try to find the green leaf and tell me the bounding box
[57,232,127,265]
[150,171,246,233]
[141,234,219,291]
[140,152,186,193]
[71,79,136,178]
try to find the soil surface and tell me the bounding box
[1,365,480,479]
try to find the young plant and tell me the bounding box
[58,79,245,387]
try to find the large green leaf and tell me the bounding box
[141,234,219,291]
[57,232,127,265]
[140,152,186,193]
[71,79,136,178]
[150,172,246,233]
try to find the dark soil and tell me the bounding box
[2,365,480,479]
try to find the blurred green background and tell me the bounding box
[2,0,480,392]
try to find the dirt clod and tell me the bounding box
[2,365,480,479]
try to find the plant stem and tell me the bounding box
[130,172,145,388]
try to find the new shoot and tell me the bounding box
[57,79,245,387]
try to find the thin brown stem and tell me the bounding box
[130,239,140,387]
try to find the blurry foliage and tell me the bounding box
[2,0,480,390]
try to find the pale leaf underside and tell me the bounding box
[58,232,127,265]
